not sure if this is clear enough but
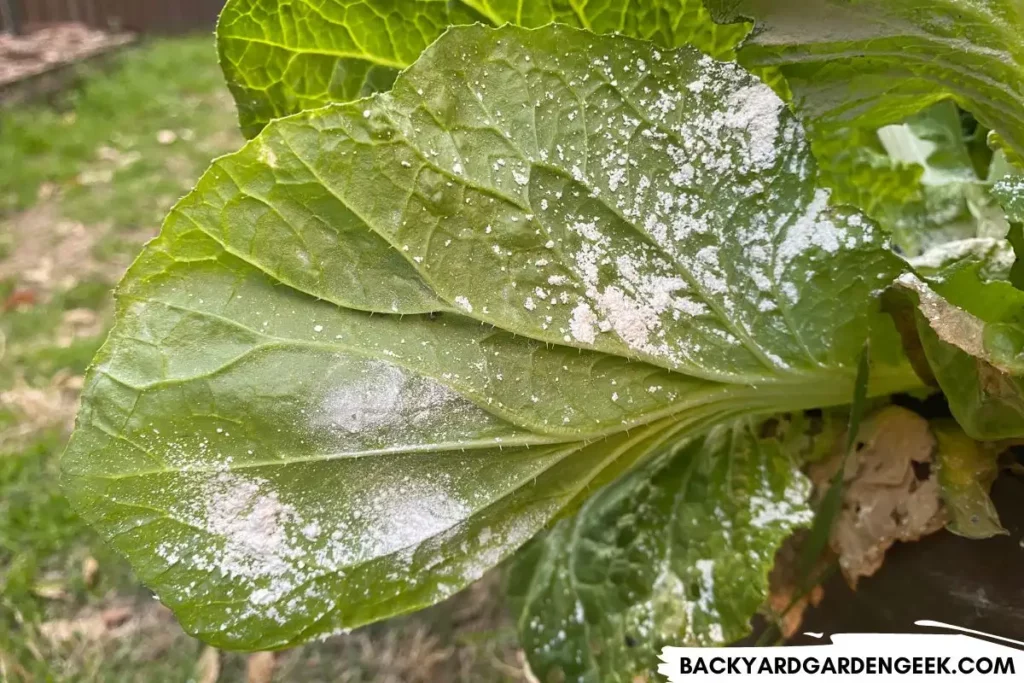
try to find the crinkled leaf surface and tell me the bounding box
[218,0,748,136]
[810,123,923,236]
[707,0,1024,165]
[508,419,812,683]
[217,0,482,137]
[64,25,921,650]
[460,0,749,55]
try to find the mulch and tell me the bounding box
[0,22,133,88]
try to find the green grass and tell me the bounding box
[0,278,108,390]
[0,32,526,683]
[0,33,245,682]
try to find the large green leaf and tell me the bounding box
[63,25,922,650]
[509,418,812,682]
[706,0,1024,165]
[217,0,749,136]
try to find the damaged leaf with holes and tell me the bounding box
[808,406,946,586]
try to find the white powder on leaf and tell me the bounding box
[160,466,476,629]
[359,478,469,558]
[694,559,718,616]
[750,470,813,528]
[258,141,278,168]
[318,363,404,434]
[423,37,873,376]
[775,188,849,286]
[457,506,553,584]
[201,474,299,591]
[163,473,313,615]
[315,361,466,437]
[724,83,784,174]
[910,237,1013,271]
[595,285,660,349]
[569,302,598,343]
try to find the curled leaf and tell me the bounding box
[196,646,222,683]
[892,271,1024,439]
[708,0,1024,164]
[932,420,1007,539]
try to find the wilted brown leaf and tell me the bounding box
[894,276,988,362]
[196,646,221,683]
[31,579,68,601]
[765,531,827,638]
[0,204,105,295]
[0,371,83,448]
[519,652,541,683]
[246,651,276,683]
[0,24,134,88]
[2,288,37,311]
[77,168,114,186]
[40,603,136,644]
[82,556,100,588]
[810,405,947,586]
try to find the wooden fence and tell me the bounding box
[1,0,226,34]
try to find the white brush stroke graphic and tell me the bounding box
[659,622,1023,681]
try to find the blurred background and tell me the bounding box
[0,0,221,35]
[0,2,530,681]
